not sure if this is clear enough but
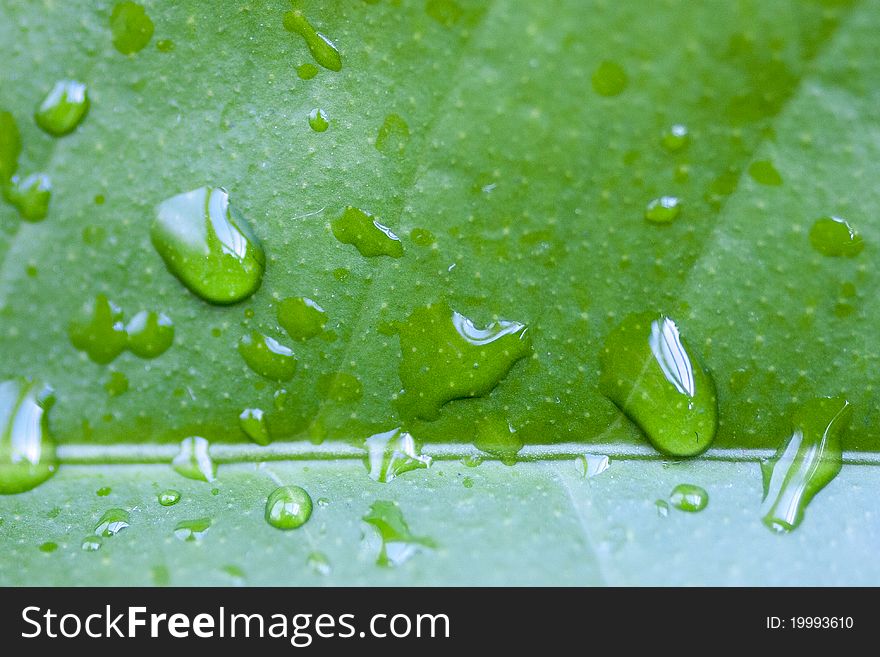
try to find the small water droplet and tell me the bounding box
[158,489,181,506]
[81,536,103,552]
[462,476,474,488]
[655,499,669,517]
[265,485,313,530]
[172,436,216,482]
[239,408,269,446]
[473,414,522,465]
[364,428,432,483]
[96,486,112,497]
[308,108,329,132]
[94,508,130,536]
[238,332,297,381]
[809,216,864,257]
[277,297,327,340]
[126,310,174,358]
[306,550,331,576]
[156,39,175,52]
[761,397,850,533]
[599,313,717,456]
[152,187,265,304]
[748,160,783,186]
[68,294,128,364]
[592,61,628,97]
[222,564,245,581]
[110,2,154,55]
[375,113,410,155]
[39,541,58,553]
[282,10,342,71]
[668,484,709,512]
[331,206,403,258]
[661,124,689,152]
[574,453,611,478]
[362,500,436,567]
[174,517,211,542]
[644,196,681,224]
[0,379,58,495]
[461,455,483,468]
[3,173,51,221]
[296,63,319,79]
[34,80,89,136]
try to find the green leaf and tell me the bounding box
[1,0,879,584]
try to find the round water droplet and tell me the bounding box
[158,489,181,506]
[748,160,783,186]
[174,517,211,542]
[661,124,689,152]
[282,10,342,71]
[265,485,313,530]
[462,476,474,488]
[331,206,404,258]
[591,61,628,97]
[296,63,319,79]
[308,108,329,132]
[34,80,89,136]
[668,484,709,512]
[0,379,58,495]
[3,173,51,221]
[152,187,265,304]
[644,196,681,224]
[68,294,128,364]
[110,2,154,55]
[94,508,130,536]
[809,216,864,257]
[81,536,103,552]
[238,332,297,381]
[239,408,270,445]
[126,310,174,358]
[277,297,327,340]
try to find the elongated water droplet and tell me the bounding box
[0,110,21,180]
[158,489,181,506]
[81,536,103,551]
[35,80,89,136]
[277,297,326,340]
[265,485,312,530]
[364,428,432,483]
[172,436,216,482]
[94,508,130,536]
[592,61,627,96]
[331,206,403,258]
[282,10,342,71]
[661,124,688,152]
[110,1,154,54]
[809,216,863,257]
[0,379,57,494]
[599,312,717,457]
[473,413,522,465]
[362,500,436,567]
[668,484,709,512]
[308,108,329,132]
[68,294,128,364]
[238,331,297,381]
[307,551,331,576]
[126,310,174,358]
[574,453,610,478]
[174,517,211,542]
[748,160,783,186]
[644,196,681,224]
[761,397,850,533]
[375,113,410,155]
[152,187,265,304]
[397,301,531,420]
[239,408,269,446]
[3,173,51,221]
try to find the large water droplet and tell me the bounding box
[238,331,297,381]
[265,485,313,530]
[809,216,864,257]
[94,508,130,536]
[126,310,174,358]
[239,408,269,446]
[277,297,326,341]
[110,1,154,54]
[397,301,531,420]
[152,187,265,304]
[362,500,436,567]
[375,113,410,155]
[0,110,21,180]
[591,61,628,97]
[68,294,128,364]
[0,379,57,495]
[761,397,850,533]
[3,173,51,221]
[158,489,181,506]
[174,517,211,542]
[172,436,216,482]
[331,206,403,258]
[364,428,432,483]
[668,484,709,512]
[644,196,681,224]
[34,80,89,136]
[282,10,342,71]
[599,313,717,457]
[308,108,329,132]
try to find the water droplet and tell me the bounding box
[81,536,103,552]
[174,517,211,542]
[109,2,154,55]
[462,476,474,488]
[152,187,265,304]
[239,408,269,446]
[748,160,783,186]
[172,436,216,482]
[282,10,342,71]
[222,564,245,581]
[308,108,329,132]
[156,39,175,52]
[0,110,21,180]
[426,0,463,26]
[238,331,297,381]
[599,313,717,457]
[661,124,689,152]
[94,508,130,536]
[362,500,436,567]
[96,486,112,497]
[668,484,709,512]
[158,489,181,506]
[277,297,326,340]
[574,453,611,478]
[296,63,319,80]
[104,371,129,397]
[3,173,51,221]
[761,397,850,533]
[39,541,58,553]
[68,294,128,364]
[317,372,363,402]
[809,216,864,257]
[591,61,628,97]
[397,301,531,420]
[126,310,174,358]
[375,113,410,155]
[331,206,403,258]
[473,414,522,465]
[364,428,432,483]
[265,485,313,530]
[306,551,331,576]
[34,80,89,136]
[644,196,681,224]
[0,379,58,495]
